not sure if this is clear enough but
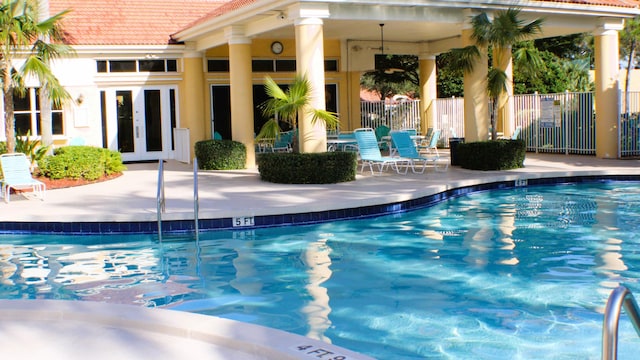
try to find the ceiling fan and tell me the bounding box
[372,23,405,75]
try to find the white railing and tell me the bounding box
[360,99,421,132]
[362,90,640,157]
[435,96,464,147]
[514,91,595,155]
[619,90,640,158]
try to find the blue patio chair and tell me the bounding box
[0,153,46,203]
[272,131,293,152]
[354,128,410,175]
[374,125,390,151]
[391,131,448,174]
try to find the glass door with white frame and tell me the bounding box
[105,86,176,162]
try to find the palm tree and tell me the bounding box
[256,75,339,152]
[33,0,73,153]
[0,0,70,153]
[450,8,544,140]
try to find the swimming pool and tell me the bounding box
[2,181,640,359]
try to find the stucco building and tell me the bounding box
[2,0,639,164]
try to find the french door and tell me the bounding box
[105,86,176,162]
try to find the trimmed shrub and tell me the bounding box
[457,139,526,170]
[39,146,127,180]
[258,151,357,184]
[195,139,246,170]
[0,141,6,155]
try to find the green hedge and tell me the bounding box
[195,139,246,170]
[39,146,126,180]
[457,139,526,170]
[258,151,357,184]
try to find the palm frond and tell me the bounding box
[449,46,481,73]
[513,46,544,78]
[255,118,282,141]
[471,12,492,46]
[487,68,508,99]
[309,108,339,130]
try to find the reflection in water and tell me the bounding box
[1,182,640,359]
[301,238,333,343]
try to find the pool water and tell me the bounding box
[2,181,640,359]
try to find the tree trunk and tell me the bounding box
[625,39,636,118]
[38,0,53,154]
[490,100,498,140]
[39,86,53,154]
[3,70,15,153]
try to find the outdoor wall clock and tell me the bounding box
[271,41,283,55]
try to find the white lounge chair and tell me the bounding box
[354,128,411,175]
[0,153,46,203]
[391,130,448,173]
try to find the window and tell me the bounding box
[207,59,229,72]
[96,59,178,73]
[14,88,64,136]
[210,58,338,73]
[252,60,274,72]
[275,60,296,72]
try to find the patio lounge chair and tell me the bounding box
[0,153,46,203]
[272,131,293,152]
[499,126,522,140]
[391,130,448,173]
[354,128,410,175]
[417,129,441,156]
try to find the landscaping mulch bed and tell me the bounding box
[10,173,122,193]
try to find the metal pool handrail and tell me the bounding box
[603,286,640,360]
[193,158,199,240]
[157,159,166,241]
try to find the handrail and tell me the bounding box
[603,286,640,360]
[193,157,199,240]
[156,159,166,241]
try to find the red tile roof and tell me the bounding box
[182,0,256,29]
[51,0,640,46]
[536,0,640,6]
[50,0,227,45]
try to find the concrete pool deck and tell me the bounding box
[1,152,640,359]
[2,151,640,224]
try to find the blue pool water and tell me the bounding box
[2,181,640,359]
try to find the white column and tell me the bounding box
[293,5,329,153]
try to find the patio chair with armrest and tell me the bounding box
[499,126,522,140]
[0,153,46,203]
[272,131,293,152]
[354,128,411,175]
[391,131,448,173]
[417,129,441,156]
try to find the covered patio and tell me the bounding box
[173,0,639,167]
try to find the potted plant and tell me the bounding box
[256,75,339,152]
